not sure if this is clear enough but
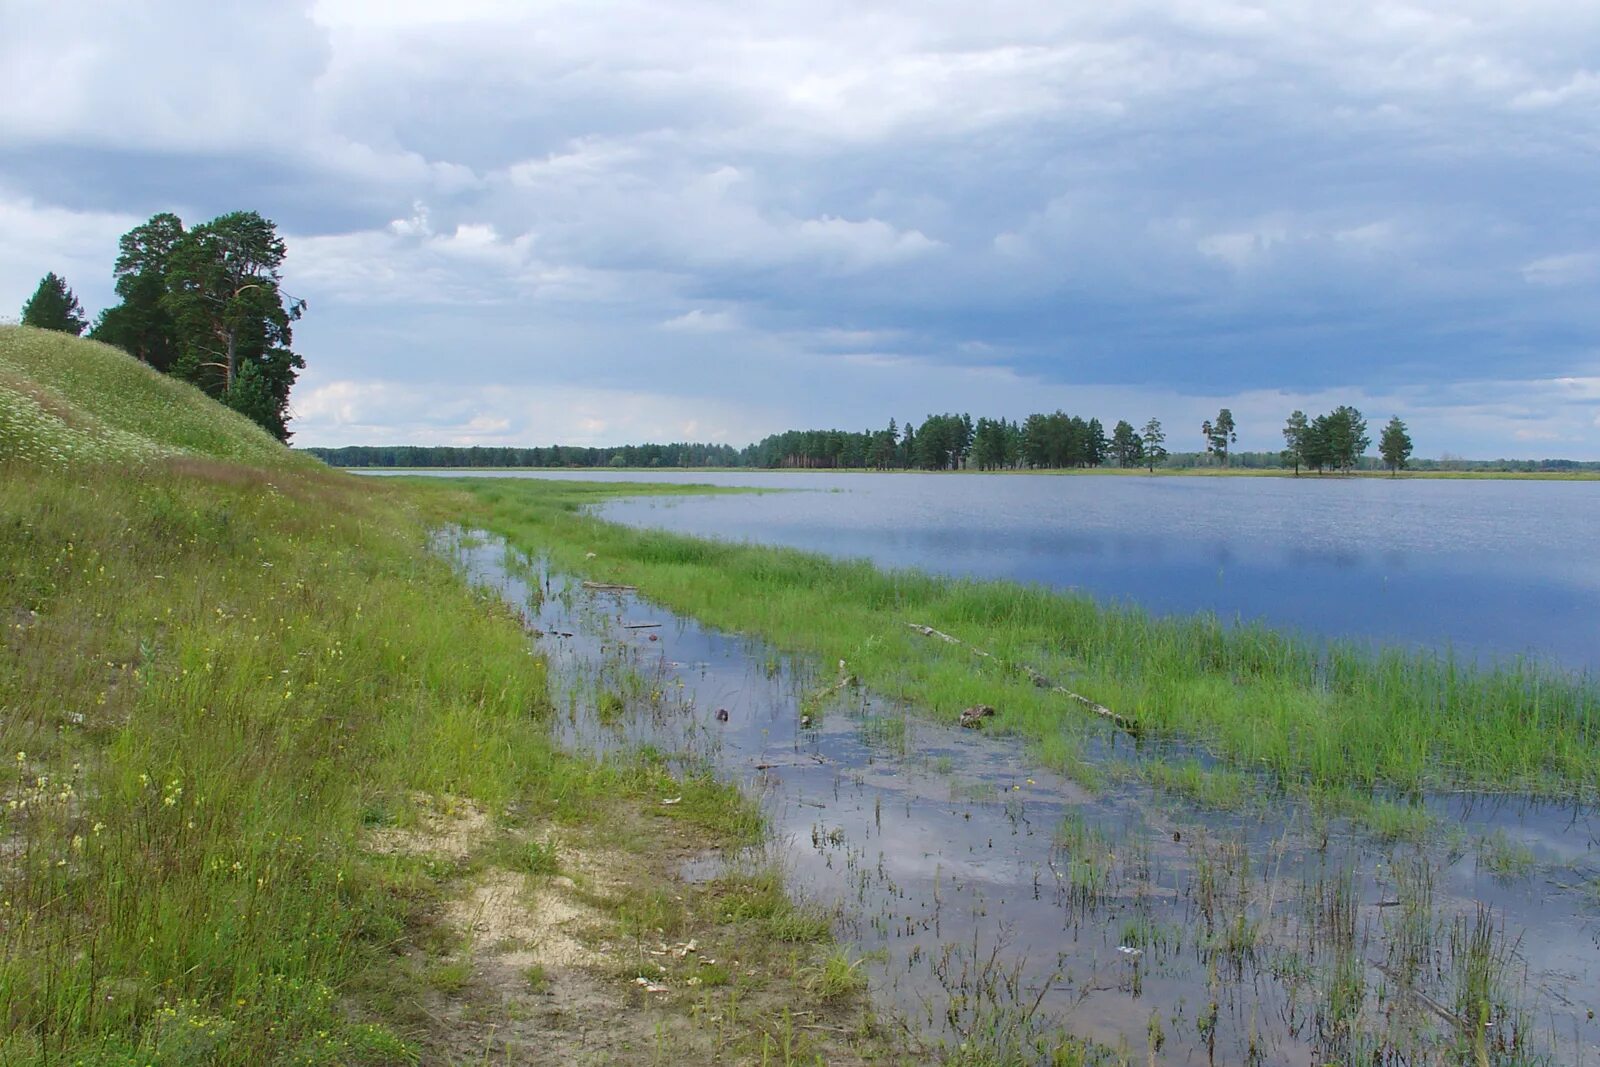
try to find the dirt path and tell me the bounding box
[365,793,913,1065]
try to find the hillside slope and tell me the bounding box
[0,325,316,469]
[0,326,893,1063]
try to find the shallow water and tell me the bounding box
[379,468,1600,673]
[448,530,1600,1065]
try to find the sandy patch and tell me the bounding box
[448,868,605,970]
[364,794,488,861]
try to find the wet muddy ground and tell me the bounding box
[449,532,1600,1065]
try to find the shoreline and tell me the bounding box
[340,463,1600,480]
[432,474,1600,804]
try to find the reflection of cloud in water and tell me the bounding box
[584,472,1600,672]
[868,819,1012,886]
[446,530,1600,1065]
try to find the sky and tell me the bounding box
[3,1,1599,458]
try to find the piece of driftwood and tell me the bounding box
[959,704,997,728]
[753,754,828,770]
[581,581,637,592]
[622,622,662,629]
[1372,961,1479,1039]
[906,622,1138,732]
[829,658,857,691]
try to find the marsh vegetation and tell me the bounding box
[428,476,1600,1064]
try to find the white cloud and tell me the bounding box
[291,377,783,447]
[1521,252,1600,287]
[1197,227,1288,271]
[660,309,736,332]
[793,216,941,270]
[289,222,634,306]
[388,202,432,237]
[0,191,139,316]
[7,1,1600,458]
[1510,69,1600,110]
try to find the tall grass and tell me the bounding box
[446,477,1600,799]
[0,457,765,1062]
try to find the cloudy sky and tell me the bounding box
[4,1,1599,457]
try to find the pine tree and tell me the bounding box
[163,211,306,442]
[1201,408,1237,466]
[91,212,185,370]
[1140,417,1167,472]
[20,273,88,335]
[1281,410,1309,475]
[1111,420,1143,467]
[1379,416,1413,475]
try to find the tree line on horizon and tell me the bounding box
[16,211,306,441]
[305,406,1451,474]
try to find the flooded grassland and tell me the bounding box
[427,477,1600,1066]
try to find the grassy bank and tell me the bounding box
[442,477,1600,802]
[0,328,898,1063]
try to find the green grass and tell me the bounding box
[439,476,1600,801]
[0,455,550,1059]
[1142,758,1257,810]
[1310,791,1436,842]
[1,325,316,470]
[0,331,827,1062]
[426,959,475,994]
[1476,830,1538,879]
[495,836,562,876]
[711,870,834,943]
[804,949,868,1002]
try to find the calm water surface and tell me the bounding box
[396,469,1600,672]
[448,531,1600,1064]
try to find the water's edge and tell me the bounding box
[446,529,1600,1064]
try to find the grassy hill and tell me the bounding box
[0,329,890,1064]
[0,325,319,469]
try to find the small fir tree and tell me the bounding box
[20,272,88,335]
[1379,416,1413,475]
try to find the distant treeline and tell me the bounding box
[304,407,1600,473]
[307,442,743,469]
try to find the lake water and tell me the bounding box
[448,530,1600,1064]
[389,470,1600,673]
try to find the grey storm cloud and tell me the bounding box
[2,0,1598,454]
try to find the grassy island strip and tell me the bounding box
[1,329,901,1064]
[443,477,1600,806]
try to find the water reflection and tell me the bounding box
[448,530,1600,1065]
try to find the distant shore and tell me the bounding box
[340,463,1600,480]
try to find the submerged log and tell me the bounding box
[905,621,1138,733]
[581,581,637,592]
[959,704,997,728]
